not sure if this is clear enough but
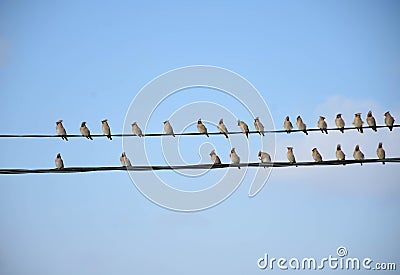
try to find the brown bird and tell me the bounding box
[120,152,132,167]
[353,113,364,134]
[55,153,64,169]
[312,148,323,162]
[254,117,265,136]
[102,119,112,140]
[56,119,68,141]
[336,144,346,162]
[210,149,222,165]
[335,114,345,133]
[353,145,365,166]
[229,148,241,169]
[296,116,308,135]
[80,121,93,140]
[217,118,229,139]
[283,116,294,133]
[238,120,249,139]
[286,147,297,166]
[366,111,377,132]
[376,142,385,165]
[318,116,328,134]
[197,119,209,137]
[384,111,395,131]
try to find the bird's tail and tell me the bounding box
[340,128,344,133]
[224,133,228,139]
[303,130,308,135]
[108,135,112,140]
[389,126,393,131]
[360,127,363,134]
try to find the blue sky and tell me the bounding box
[0,0,399,274]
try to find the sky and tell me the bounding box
[0,0,399,274]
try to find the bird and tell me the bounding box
[312,147,323,162]
[353,145,365,165]
[56,119,68,141]
[217,118,229,139]
[80,121,93,140]
[352,113,364,134]
[296,116,308,135]
[237,120,249,139]
[286,147,297,166]
[376,142,385,165]
[254,117,265,136]
[336,144,346,162]
[318,116,328,134]
[131,122,143,137]
[210,149,221,165]
[283,116,293,133]
[55,153,64,169]
[163,120,175,137]
[384,111,395,131]
[366,111,377,132]
[335,114,345,133]
[101,119,112,140]
[197,118,209,137]
[258,151,271,168]
[120,152,132,167]
[229,148,240,169]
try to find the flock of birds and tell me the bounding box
[53,111,396,169]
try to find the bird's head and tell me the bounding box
[384,111,390,117]
[336,144,341,150]
[102,119,108,123]
[56,153,61,158]
[378,142,383,148]
[355,145,360,151]
[210,150,215,156]
[81,121,86,127]
[336,114,342,118]
[258,151,262,157]
[197,119,202,124]
[287,146,293,151]
[231,148,236,153]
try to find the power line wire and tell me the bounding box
[0,125,398,139]
[0,158,397,174]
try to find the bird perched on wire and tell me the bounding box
[296,116,308,135]
[120,152,132,167]
[163,120,175,137]
[336,144,346,162]
[254,117,265,136]
[55,153,64,169]
[353,113,364,134]
[353,145,365,165]
[237,120,249,139]
[229,148,241,169]
[283,116,293,133]
[80,121,93,140]
[335,114,345,133]
[286,147,297,166]
[101,119,112,140]
[56,119,68,141]
[258,151,271,168]
[197,118,209,137]
[366,111,377,132]
[318,116,328,134]
[312,148,323,162]
[217,118,229,139]
[210,149,221,165]
[384,111,395,131]
[376,142,385,165]
[131,122,143,137]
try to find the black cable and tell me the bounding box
[0,125,398,139]
[0,158,397,174]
